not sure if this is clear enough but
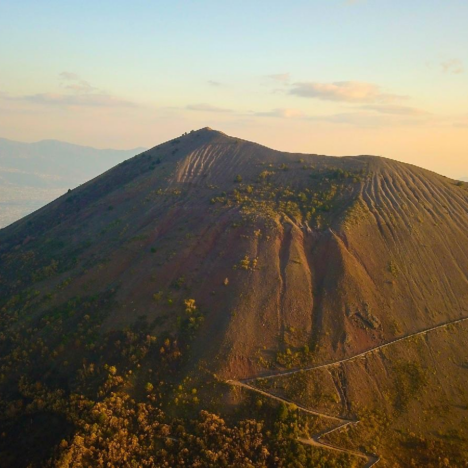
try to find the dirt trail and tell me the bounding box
[228,379,378,466]
[245,315,468,382]
[227,380,348,422]
[228,315,468,467]
[299,435,379,468]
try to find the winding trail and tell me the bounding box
[245,315,468,383]
[227,315,468,467]
[228,380,348,423]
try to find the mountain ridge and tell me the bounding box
[0,135,145,154]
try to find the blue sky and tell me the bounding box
[0,0,467,177]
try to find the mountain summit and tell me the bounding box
[1,129,468,466]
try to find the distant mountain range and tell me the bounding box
[0,137,145,228]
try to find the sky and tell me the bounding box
[0,0,467,178]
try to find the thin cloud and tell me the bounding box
[14,93,138,108]
[290,81,405,103]
[186,103,233,113]
[64,81,100,94]
[265,73,290,84]
[441,59,464,75]
[252,105,427,122]
[4,72,139,108]
[59,72,80,81]
[452,114,468,128]
[59,72,101,94]
[306,111,429,128]
[361,105,429,116]
[254,108,304,119]
[207,80,223,87]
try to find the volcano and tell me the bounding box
[1,128,468,467]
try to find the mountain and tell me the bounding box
[0,137,145,228]
[1,128,468,467]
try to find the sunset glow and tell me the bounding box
[0,0,466,178]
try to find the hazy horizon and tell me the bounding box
[0,129,466,181]
[0,137,143,228]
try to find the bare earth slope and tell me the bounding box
[1,128,468,466]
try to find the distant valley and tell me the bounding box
[0,138,145,228]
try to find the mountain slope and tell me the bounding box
[1,128,468,467]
